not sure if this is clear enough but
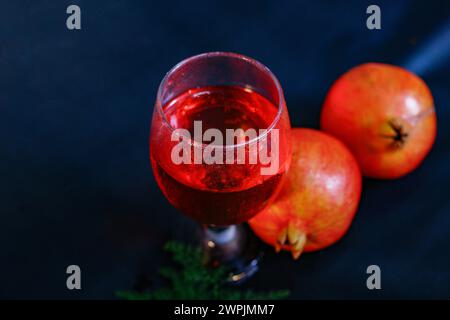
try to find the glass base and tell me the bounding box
[201,224,262,284]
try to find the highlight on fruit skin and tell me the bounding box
[249,128,362,260]
[320,62,437,179]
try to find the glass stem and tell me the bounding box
[202,224,260,283]
[206,225,237,244]
[203,225,243,265]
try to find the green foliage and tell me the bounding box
[116,241,289,300]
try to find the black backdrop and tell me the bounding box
[1,0,449,299]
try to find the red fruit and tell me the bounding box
[321,63,437,179]
[249,128,362,259]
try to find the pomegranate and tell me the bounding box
[320,63,437,179]
[249,128,362,259]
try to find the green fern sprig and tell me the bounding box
[116,241,289,300]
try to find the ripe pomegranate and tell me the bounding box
[320,63,437,179]
[249,128,362,259]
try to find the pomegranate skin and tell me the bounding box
[249,128,362,259]
[320,63,437,179]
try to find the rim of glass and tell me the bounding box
[155,52,284,149]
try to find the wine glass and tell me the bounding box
[150,52,291,282]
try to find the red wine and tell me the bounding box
[150,86,288,225]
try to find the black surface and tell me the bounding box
[1,0,449,299]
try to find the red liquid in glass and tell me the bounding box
[150,86,286,225]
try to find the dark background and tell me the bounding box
[1,0,449,299]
